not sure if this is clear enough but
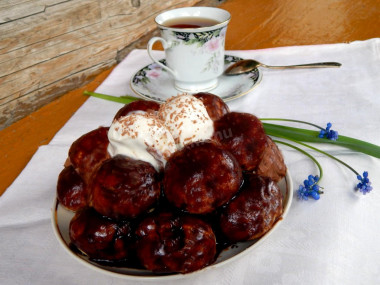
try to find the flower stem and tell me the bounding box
[274,136,359,176]
[294,140,359,176]
[261,118,324,130]
[273,139,323,181]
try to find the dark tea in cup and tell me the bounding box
[162,17,220,29]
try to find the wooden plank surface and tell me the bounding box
[223,0,380,50]
[1,0,379,195]
[0,0,201,129]
[0,1,68,23]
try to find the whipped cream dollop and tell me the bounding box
[158,94,214,148]
[107,112,177,171]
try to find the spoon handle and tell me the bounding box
[263,62,342,69]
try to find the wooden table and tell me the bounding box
[0,0,379,195]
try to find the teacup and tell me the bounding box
[147,7,231,92]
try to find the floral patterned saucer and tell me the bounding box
[130,55,262,102]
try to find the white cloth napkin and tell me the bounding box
[1,39,380,285]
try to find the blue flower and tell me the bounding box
[297,175,323,200]
[356,171,372,195]
[297,185,309,200]
[319,122,339,140]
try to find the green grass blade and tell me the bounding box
[84,91,140,104]
[263,122,380,158]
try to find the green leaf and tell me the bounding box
[263,122,380,158]
[213,30,221,37]
[84,91,140,105]
[142,77,150,84]
[185,39,199,45]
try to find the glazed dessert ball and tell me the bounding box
[163,140,242,214]
[255,136,287,182]
[113,100,160,121]
[220,173,283,242]
[136,212,217,273]
[68,126,110,184]
[213,112,267,171]
[69,208,134,261]
[193,92,230,121]
[56,165,87,211]
[91,155,161,220]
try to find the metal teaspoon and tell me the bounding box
[224,59,342,75]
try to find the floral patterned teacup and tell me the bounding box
[147,7,230,92]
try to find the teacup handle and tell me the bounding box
[147,37,177,78]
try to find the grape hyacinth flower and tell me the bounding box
[356,171,372,195]
[297,175,323,200]
[319,122,339,140]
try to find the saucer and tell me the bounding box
[130,55,262,102]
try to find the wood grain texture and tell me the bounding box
[0,0,201,129]
[223,0,380,50]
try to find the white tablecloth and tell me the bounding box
[1,38,380,285]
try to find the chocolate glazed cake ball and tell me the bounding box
[57,165,87,211]
[68,126,110,184]
[113,100,160,121]
[164,140,242,214]
[255,136,287,182]
[220,173,283,242]
[69,208,134,261]
[136,212,217,273]
[213,112,267,171]
[91,155,161,220]
[193,92,230,121]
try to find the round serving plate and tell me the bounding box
[52,171,292,280]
